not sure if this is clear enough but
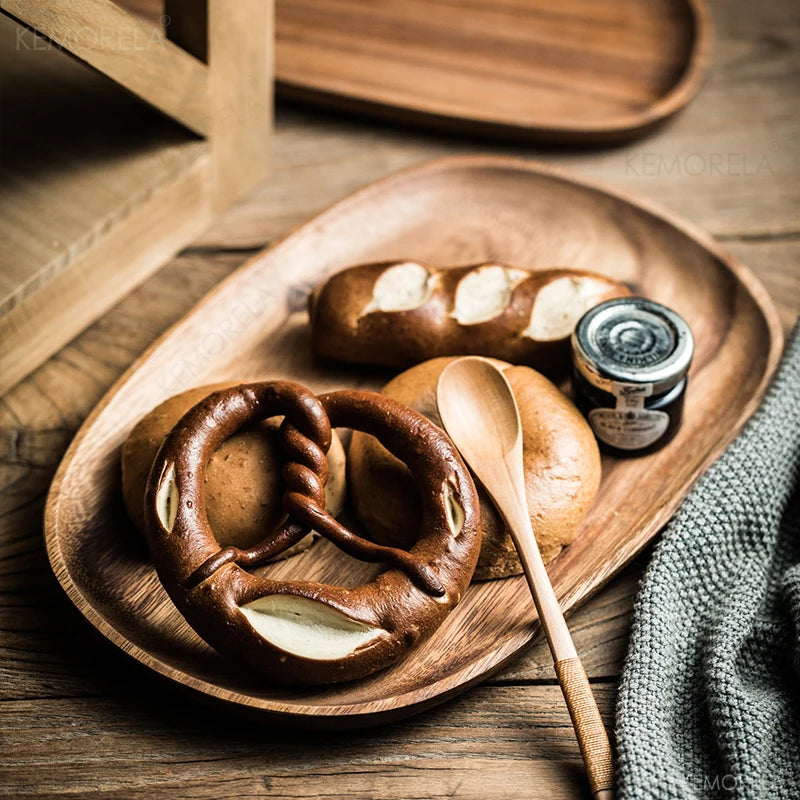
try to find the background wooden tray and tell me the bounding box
[126,0,710,142]
[274,0,711,142]
[44,155,781,728]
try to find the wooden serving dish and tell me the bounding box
[275,0,711,142]
[45,155,781,728]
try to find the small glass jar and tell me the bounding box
[571,297,694,456]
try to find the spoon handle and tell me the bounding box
[506,506,614,799]
[555,656,615,799]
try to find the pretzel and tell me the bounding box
[143,382,481,684]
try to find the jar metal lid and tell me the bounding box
[571,297,694,395]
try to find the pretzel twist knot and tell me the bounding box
[179,382,333,588]
[144,382,482,684]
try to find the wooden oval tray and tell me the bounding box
[275,0,711,142]
[45,155,781,728]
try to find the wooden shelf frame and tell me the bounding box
[0,0,273,395]
[2,0,210,135]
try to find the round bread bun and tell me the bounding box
[122,383,346,558]
[347,358,600,579]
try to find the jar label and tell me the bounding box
[610,381,652,409]
[588,407,670,450]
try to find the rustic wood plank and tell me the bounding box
[0,684,616,800]
[0,0,210,135]
[0,12,214,396]
[110,0,274,204]
[0,4,276,394]
[0,151,212,396]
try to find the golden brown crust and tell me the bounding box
[121,383,345,556]
[310,261,630,371]
[348,358,601,579]
[143,382,482,685]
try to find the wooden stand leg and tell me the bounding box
[168,0,273,210]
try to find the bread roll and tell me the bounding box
[309,261,630,371]
[348,358,601,579]
[122,383,346,557]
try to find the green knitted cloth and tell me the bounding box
[616,322,800,799]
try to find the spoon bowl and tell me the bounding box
[435,357,522,461]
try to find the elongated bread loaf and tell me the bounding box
[309,261,630,370]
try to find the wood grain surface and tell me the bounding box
[2,0,799,797]
[274,0,710,142]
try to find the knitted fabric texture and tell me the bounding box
[616,321,800,799]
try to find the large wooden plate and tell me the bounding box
[275,0,711,142]
[45,156,781,728]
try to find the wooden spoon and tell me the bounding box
[437,356,614,800]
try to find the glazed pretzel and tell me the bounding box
[143,382,481,684]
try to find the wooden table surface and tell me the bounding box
[2,1,799,798]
